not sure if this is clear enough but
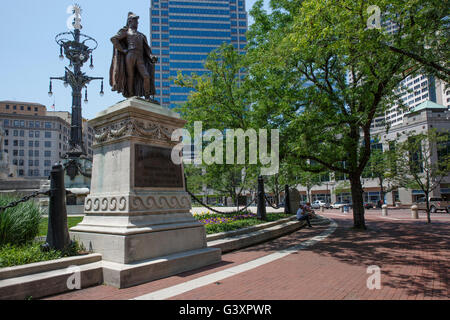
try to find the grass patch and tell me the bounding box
[38,217,84,236]
[194,211,292,235]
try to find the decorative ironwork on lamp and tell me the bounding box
[47,4,102,180]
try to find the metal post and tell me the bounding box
[284,184,290,215]
[382,204,388,216]
[257,176,267,220]
[411,205,419,219]
[44,164,71,251]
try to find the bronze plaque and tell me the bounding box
[134,144,184,188]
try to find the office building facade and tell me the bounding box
[296,101,450,206]
[150,0,248,108]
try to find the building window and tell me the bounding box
[35,131,40,138]
[35,141,39,147]
[45,131,51,138]
[45,122,52,129]
[44,151,51,157]
[45,141,51,148]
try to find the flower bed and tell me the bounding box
[194,210,292,234]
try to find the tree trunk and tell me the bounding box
[350,175,366,230]
[379,177,384,205]
[307,186,311,203]
[425,191,431,224]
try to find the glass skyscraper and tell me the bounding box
[150,0,248,108]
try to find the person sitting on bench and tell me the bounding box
[296,205,313,228]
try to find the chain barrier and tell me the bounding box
[264,195,284,210]
[187,190,257,215]
[0,190,51,213]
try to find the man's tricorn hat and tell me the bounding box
[127,12,139,22]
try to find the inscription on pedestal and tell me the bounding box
[134,144,183,188]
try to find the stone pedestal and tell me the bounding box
[382,204,388,216]
[70,97,221,288]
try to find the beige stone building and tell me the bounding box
[0,100,94,179]
[296,101,450,206]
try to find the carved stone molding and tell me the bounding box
[84,194,191,214]
[85,196,128,213]
[130,194,191,211]
[94,119,178,144]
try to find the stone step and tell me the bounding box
[0,260,103,300]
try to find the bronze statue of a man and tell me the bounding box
[110,12,158,101]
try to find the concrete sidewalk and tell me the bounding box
[44,211,449,300]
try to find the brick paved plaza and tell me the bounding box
[45,209,450,300]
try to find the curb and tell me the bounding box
[0,254,103,300]
[207,215,330,254]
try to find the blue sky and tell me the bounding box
[0,0,270,120]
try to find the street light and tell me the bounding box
[48,4,103,180]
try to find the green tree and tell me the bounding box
[362,142,399,205]
[246,0,446,229]
[296,171,322,204]
[184,164,205,195]
[391,129,450,223]
[174,43,261,208]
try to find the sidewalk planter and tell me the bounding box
[0,254,102,300]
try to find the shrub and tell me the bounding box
[0,242,62,268]
[0,195,42,246]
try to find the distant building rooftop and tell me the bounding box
[0,100,46,107]
[410,100,447,113]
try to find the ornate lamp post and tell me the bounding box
[48,5,103,180]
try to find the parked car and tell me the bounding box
[311,200,330,209]
[364,202,375,209]
[331,202,347,209]
[415,197,449,213]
